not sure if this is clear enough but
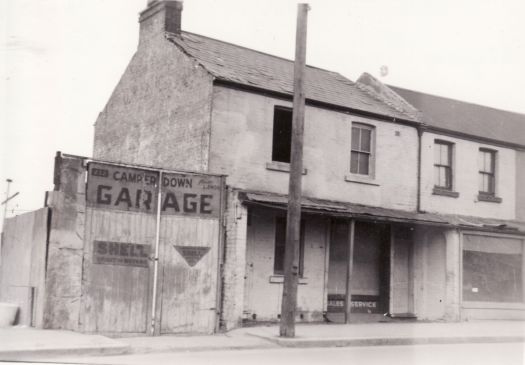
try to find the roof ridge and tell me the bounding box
[390,85,525,117]
[355,81,422,122]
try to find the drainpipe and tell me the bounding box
[417,126,424,213]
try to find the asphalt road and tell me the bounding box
[16,342,525,365]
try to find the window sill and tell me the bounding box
[432,188,459,198]
[344,175,379,186]
[269,275,308,285]
[266,161,307,175]
[477,194,502,203]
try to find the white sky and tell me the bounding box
[1,0,525,220]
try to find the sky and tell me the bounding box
[1,0,525,221]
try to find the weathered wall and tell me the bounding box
[43,156,86,330]
[444,229,461,321]
[209,87,419,211]
[390,229,411,315]
[420,132,516,219]
[221,189,248,330]
[93,27,214,172]
[0,208,48,327]
[243,206,327,322]
[517,151,525,221]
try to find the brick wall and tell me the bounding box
[93,30,214,172]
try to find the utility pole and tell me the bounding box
[2,179,12,220]
[280,3,309,338]
[1,179,14,234]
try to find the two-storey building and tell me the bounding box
[93,0,525,330]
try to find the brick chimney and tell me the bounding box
[139,1,183,44]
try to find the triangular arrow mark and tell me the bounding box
[173,245,210,267]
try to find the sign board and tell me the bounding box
[327,294,381,314]
[93,241,151,268]
[87,163,159,213]
[87,163,222,218]
[174,245,211,267]
[351,295,381,314]
[327,294,345,313]
[161,173,221,218]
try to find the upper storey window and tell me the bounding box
[434,140,453,190]
[350,123,374,176]
[271,107,292,163]
[478,149,496,195]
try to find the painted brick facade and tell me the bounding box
[420,132,517,219]
[209,86,419,211]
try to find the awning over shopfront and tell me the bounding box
[238,190,525,235]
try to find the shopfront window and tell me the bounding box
[462,234,523,303]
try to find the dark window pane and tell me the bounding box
[273,217,305,276]
[361,129,371,152]
[441,144,450,166]
[479,173,485,192]
[272,108,292,163]
[351,127,360,149]
[488,175,495,194]
[358,153,369,175]
[463,235,522,303]
[444,166,451,188]
[434,166,441,186]
[350,151,359,173]
[463,251,522,302]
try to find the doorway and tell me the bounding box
[326,220,390,323]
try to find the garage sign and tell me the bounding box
[87,163,221,218]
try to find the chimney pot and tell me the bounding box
[139,0,183,41]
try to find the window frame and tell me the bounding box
[273,216,305,276]
[350,123,375,177]
[433,139,454,191]
[478,148,496,196]
[271,106,293,164]
[461,232,525,306]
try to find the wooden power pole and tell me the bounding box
[280,3,309,338]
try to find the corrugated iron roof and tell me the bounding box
[240,190,525,234]
[390,86,525,147]
[167,32,416,123]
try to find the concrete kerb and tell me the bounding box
[0,328,130,361]
[237,321,525,349]
[2,322,524,360]
[0,343,130,362]
[249,334,525,348]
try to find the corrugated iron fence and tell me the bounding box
[82,161,225,335]
[1,154,225,335]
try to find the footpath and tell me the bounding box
[1,321,524,361]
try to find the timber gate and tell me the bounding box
[81,161,225,335]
